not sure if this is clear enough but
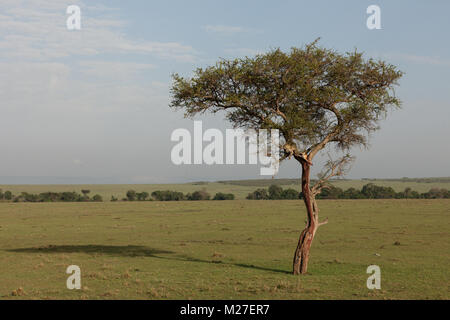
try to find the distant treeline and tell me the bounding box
[361,177,450,183]
[117,190,235,201]
[1,184,448,203]
[246,183,450,200]
[218,177,450,187]
[0,189,103,202]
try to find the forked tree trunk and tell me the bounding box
[293,162,319,275]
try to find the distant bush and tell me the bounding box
[187,190,211,201]
[126,190,137,201]
[340,187,364,199]
[317,185,344,199]
[268,184,283,199]
[4,191,13,200]
[136,192,150,201]
[213,192,235,200]
[248,185,300,200]
[2,183,449,204]
[246,188,269,200]
[361,183,396,199]
[5,190,103,202]
[81,190,90,200]
[281,188,300,199]
[92,194,103,202]
[151,190,185,201]
[421,188,449,199]
[245,183,450,200]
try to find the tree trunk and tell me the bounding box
[293,161,318,275]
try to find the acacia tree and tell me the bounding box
[170,41,403,275]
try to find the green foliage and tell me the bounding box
[126,190,137,201]
[247,184,449,200]
[136,192,150,201]
[213,192,235,200]
[268,184,283,199]
[318,185,344,199]
[151,190,185,201]
[246,188,269,200]
[4,191,13,200]
[281,188,301,199]
[341,187,365,199]
[421,188,450,199]
[171,40,403,160]
[4,190,103,202]
[0,183,447,203]
[249,185,301,200]
[59,192,80,202]
[187,190,211,201]
[92,194,103,202]
[361,183,396,199]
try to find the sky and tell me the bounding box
[0,0,449,184]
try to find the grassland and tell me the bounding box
[0,199,448,299]
[1,178,450,200]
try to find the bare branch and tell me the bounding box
[311,154,355,194]
[318,218,329,227]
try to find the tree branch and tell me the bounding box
[318,218,329,227]
[311,154,354,194]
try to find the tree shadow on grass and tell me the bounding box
[7,245,173,257]
[6,244,290,274]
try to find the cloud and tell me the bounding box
[0,0,198,62]
[0,0,192,116]
[0,1,203,181]
[78,61,156,79]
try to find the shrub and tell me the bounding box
[81,189,90,196]
[60,192,79,202]
[361,183,396,199]
[136,192,150,201]
[317,185,344,199]
[4,191,13,200]
[268,184,283,199]
[341,187,364,199]
[187,190,210,200]
[151,190,185,201]
[246,188,269,200]
[92,194,103,202]
[126,190,137,201]
[213,192,235,200]
[422,188,449,199]
[281,188,300,199]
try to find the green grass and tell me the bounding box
[0,199,448,299]
[1,178,449,201]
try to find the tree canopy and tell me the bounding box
[170,40,403,167]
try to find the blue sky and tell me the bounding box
[0,0,449,183]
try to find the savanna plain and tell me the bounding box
[0,180,449,299]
